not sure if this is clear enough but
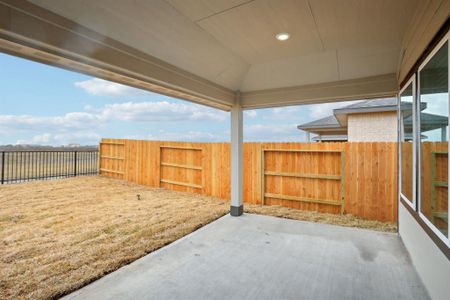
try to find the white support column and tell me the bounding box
[230,98,243,216]
[441,126,447,142]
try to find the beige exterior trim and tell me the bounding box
[240,74,398,109]
[397,0,450,85]
[0,0,235,110]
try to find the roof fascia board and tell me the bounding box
[334,106,398,115]
[297,128,347,134]
[240,74,398,109]
[297,124,343,130]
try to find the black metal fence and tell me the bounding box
[0,151,99,184]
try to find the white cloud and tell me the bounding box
[272,106,300,115]
[264,106,301,120]
[308,101,360,118]
[0,101,227,135]
[16,133,51,144]
[74,78,143,97]
[16,132,101,146]
[421,93,448,116]
[143,130,229,142]
[0,100,229,145]
[244,124,305,142]
[244,110,258,118]
[99,101,228,123]
[0,112,102,133]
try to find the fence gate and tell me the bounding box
[261,149,345,214]
[159,146,203,192]
[99,141,125,179]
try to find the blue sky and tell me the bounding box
[0,52,353,146]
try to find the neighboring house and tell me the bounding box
[298,98,448,142]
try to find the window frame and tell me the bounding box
[417,31,450,246]
[398,76,417,210]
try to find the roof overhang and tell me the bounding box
[311,135,348,142]
[0,0,447,111]
[297,123,346,136]
[404,113,448,132]
[305,129,348,136]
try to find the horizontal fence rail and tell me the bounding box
[0,150,98,184]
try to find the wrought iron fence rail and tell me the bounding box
[0,150,99,184]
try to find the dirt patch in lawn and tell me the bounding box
[245,205,397,233]
[0,176,228,300]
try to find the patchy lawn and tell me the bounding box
[0,176,228,300]
[0,176,396,299]
[245,205,397,233]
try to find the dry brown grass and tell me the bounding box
[245,204,397,233]
[0,176,396,299]
[0,176,228,300]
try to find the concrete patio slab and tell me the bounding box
[64,214,429,300]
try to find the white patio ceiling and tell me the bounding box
[0,0,448,110]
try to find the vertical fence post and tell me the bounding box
[98,144,101,175]
[1,151,4,184]
[74,151,77,177]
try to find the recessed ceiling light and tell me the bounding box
[276,32,290,41]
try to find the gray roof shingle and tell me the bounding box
[297,115,340,129]
[337,97,397,110]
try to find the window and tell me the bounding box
[399,79,415,206]
[418,39,449,240]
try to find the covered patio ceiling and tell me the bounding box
[0,0,447,111]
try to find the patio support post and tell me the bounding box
[230,94,243,216]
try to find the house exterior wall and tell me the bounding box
[347,112,397,142]
[399,204,450,300]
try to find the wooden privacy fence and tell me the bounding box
[100,139,398,222]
